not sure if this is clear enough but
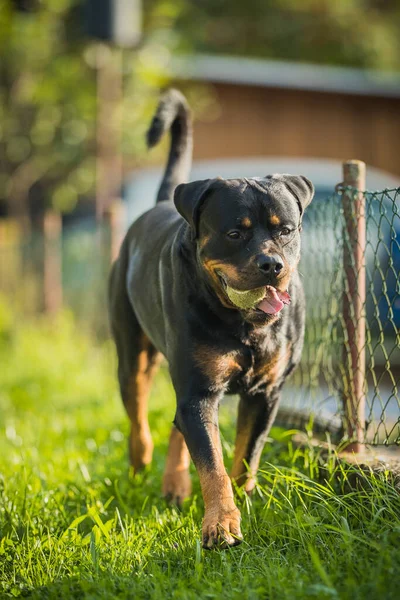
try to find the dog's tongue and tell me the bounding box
[257,287,291,314]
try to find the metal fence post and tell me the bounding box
[342,160,366,452]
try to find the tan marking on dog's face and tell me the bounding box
[275,266,294,296]
[199,234,211,250]
[241,217,252,228]
[203,259,241,281]
[270,214,280,225]
[201,259,241,308]
[194,345,241,385]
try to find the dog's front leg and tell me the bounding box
[175,393,243,549]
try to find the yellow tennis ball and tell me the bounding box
[225,285,266,309]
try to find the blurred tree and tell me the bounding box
[0,0,179,222]
[170,0,400,72]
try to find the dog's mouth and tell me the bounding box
[217,273,290,315]
[256,286,291,314]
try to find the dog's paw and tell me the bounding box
[202,504,243,550]
[162,469,192,506]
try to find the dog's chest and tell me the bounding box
[228,338,291,395]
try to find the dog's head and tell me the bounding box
[174,175,314,320]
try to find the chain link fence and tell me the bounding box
[280,184,400,446]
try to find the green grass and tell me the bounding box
[0,301,399,599]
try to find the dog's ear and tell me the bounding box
[279,175,314,216]
[174,179,215,239]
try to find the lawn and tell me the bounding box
[0,301,399,599]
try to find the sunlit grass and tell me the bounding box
[0,304,399,599]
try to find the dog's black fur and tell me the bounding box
[109,89,314,549]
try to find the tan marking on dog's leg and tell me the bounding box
[162,426,192,505]
[231,401,258,493]
[124,337,162,471]
[194,422,242,549]
[199,463,242,549]
[231,442,263,494]
[231,388,283,494]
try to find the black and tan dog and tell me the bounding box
[109,90,314,549]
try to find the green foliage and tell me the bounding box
[0,0,176,214]
[0,306,400,599]
[173,0,400,71]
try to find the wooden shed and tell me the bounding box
[171,54,400,179]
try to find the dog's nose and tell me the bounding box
[256,254,284,275]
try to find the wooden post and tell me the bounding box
[104,199,125,264]
[95,45,123,223]
[42,210,62,314]
[0,218,22,302]
[341,160,366,452]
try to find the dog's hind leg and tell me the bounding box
[117,328,161,471]
[124,333,161,471]
[109,262,162,471]
[162,425,192,505]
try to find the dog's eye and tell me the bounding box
[226,230,242,240]
[279,227,292,237]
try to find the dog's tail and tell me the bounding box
[146,89,193,203]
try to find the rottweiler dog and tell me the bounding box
[109,89,314,549]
